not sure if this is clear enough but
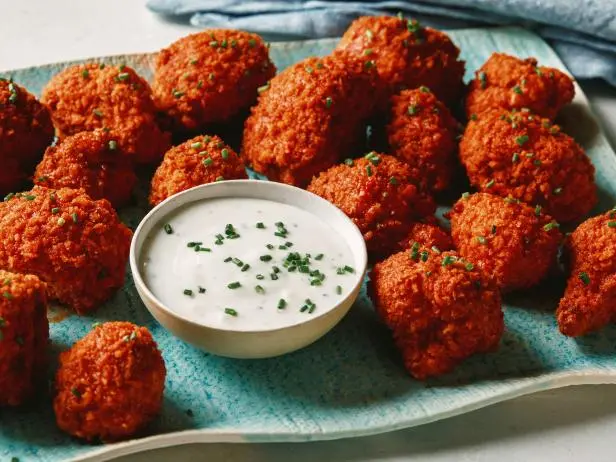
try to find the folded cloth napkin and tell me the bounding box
[147,0,616,86]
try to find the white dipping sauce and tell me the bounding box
[140,197,357,331]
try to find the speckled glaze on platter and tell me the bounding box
[1,27,615,462]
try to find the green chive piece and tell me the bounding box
[315,253,324,261]
[277,298,287,310]
[491,225,497,234]
[191,141,203,150]
[462,192,470,200]
[336,285,342,295]
[419,85,430,93]
[256,274,265,280]
[257,83,270,93]
[442,255,457,266]
[344,265,354,273]
[389,176,398,185]
[57,217,66,226]
[260,255,272,262]
[543,221,560,231]
[344,158,354,166]
[608,221,616,228]
[172,89,184,98]
[71,213,79,224]
[407,104,419,115]
[117,72,130,81]
[476,236,487,245]
[512,153,520,163]
[2,292,13,300]
[183,289,193,296]
[248,39,256,48]
[255,285,265,294]
[470,114,478,121]
[578,272,590,285]
[82,69,90,79]
[515,135,530,146]
[270,273,279,280]
[241,264,250,272]
[465,262,474,271]
[366,165,373,177]
[553,187,563,195]
[224,308,238,316]
[227,281,241,289]
[325,97,333,109]
[93,109,103,118]
[163,224,173,234]
[256,222,265,229]
[198,286,206,294]
[420,250,429,262]
[513,85,523,94]
[203,157,213,166]
[535,205,542,216]
[479,71,487,89]
[108,140,118,151]
[485,179,495,188]
[221,148,229,159]
[215,176,224,182]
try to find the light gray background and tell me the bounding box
[2,1,615,460]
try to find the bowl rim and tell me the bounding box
[129,179,368,334]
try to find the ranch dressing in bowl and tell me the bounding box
[140,197,357,331]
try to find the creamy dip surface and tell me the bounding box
[140,197,357,330]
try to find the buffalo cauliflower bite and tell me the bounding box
[336,15,465,106]
[41,63,170,164]
[466,53,574,120]
[0,79,54,194]
[54,321,166,441]
[387,87,459,192]
[34,130,137,207]
[448,192,562,291]
[0,187,132,314]
[153,30,275,133]
[0,271,48,406]
[557,210,616,336]
[459,109,596,223]
[149,134,247,206]
[370,248,504,379]
[307,153,435,258]
[242,52,381,187]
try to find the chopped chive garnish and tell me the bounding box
[241,264,250,272]
[325,97,333,109]
[315,253,324,260]
[515,135,529,146]
[255,285,265,294]
[535,205,542,216]
[344,158,354,166]
[274,231,287,237]
[285,241,293,248]
[232,257,243,266]
[442,255,457,266]
[491,225,497,234]
[420,251,429,262]
[462,192,470,200]
[543,221,560,231]
[270,273,279,280]
[513,85,523,94]
[277,298,287,310]
[407,104,418,115]
[257,83,270,93]
[202,157,213,166]
[578,272,590,285]
[256,222,265,229]
[608,221,616,228]
[117,72,130,81]
[485,179,495,188]
[93,109,103,118]
[476,236,487,245]
[108,140,118,151]
[366,165,373,177]
[164,224,173,234]
[215,176,224,182]
[479,71,487,89]
[389,176,398,185]
[57,217,66,226]
[465,262,474,271]
[2,292,13,300]
[221,148,229,159]
[266,244,274,250]
[224,308,238,316]
[512,152,519,163]
[260,255,272,262]
[343,265,354,273]
[227,282,241,289]
[410,242,420,261]
[224,257,232,263]
[71,213,79,224]
[187,242,202,248]
[272,266,280,273]
[553,187,563,195]
[336,285,342,295]
[50,207,59,215]
[191,141,203,150]
[183,289,193,296]
[198,286,206,294]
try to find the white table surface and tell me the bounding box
[2,1,616,461]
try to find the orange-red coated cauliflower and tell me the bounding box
[336,15,465,106]
[0,271,48,406]
[466,53,574,120]
[242,52,381,187]
[34,130,137,207]
[369,248,503,379]
[459,109,596,223]
[0,79,54,194]
[557,209,616,336]
[41,63,170,164]
[54,321,166,441]
[448,192,562,291]
[153,30,275,133]
[396,219,454,253]
[0,187,132,314]
[307,153,435,258]
[150,134,247,206]
[387,87,459,192]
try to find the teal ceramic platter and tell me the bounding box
[1,26,616,462]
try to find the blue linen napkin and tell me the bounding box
[147,0,616,86]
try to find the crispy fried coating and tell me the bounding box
[0,79,54,193]
[41,63,170,164]
[153,30,275,132]
[459,109,596,223]
[54,322,166,441]
[0,187,132,314]
[308,153,435,258]
[337,15,465,105]
[397,219,454,253]
[149,134,247,206]
[448,192,562,291]
[370,249,503,379]
[557,210,616,336]
[243,52,380,187]
[34,130,137,207]
[0,271,48,406]
[387,87,459,192]
[466,53,574,120]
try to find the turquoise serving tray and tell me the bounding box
[1,26,615,462]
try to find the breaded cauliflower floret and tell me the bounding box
[336,15,465,105]
[54,322,166,441]
[41,63,170,164]
[466,53,574,120]
[557,209,616,336]
[370,249,503,379]
[459,109,596,223]
[308,153,435,258]
[0,79,54,194]
[34,130,137,207]
[153,30,276,133]
[448,192,562,291]
[242,52,381,187]
[0,271,48,406]
[149,134,247,206]
[0,187,132,314]
[387,87,459,192]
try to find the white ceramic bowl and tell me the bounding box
[130,180,368,359]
